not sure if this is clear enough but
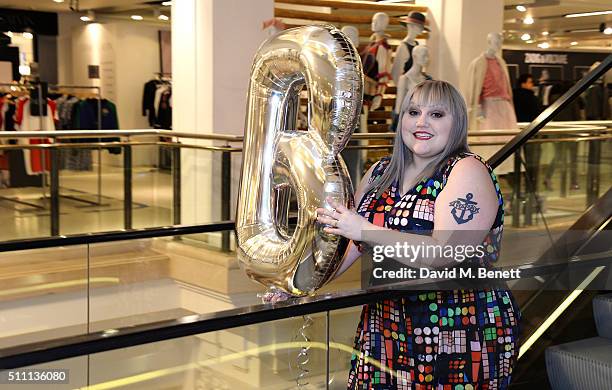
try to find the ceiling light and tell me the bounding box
[80,10,94,22]
[53,0,65,3]
[537,42,550,49]
[605,27,612,35]
[521,33,531,41]
[131,15,143,21]
[158,14,169,21]
[542,31,549,36]
[22,32,34,39]
[570,41,578,45]
[516,5,527,12]
[523,16,535,24]
[565,10,612,18]
[162,1,172,5]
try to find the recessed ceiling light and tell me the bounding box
[604,27,612,35]
[80,16,91,22]
[516,5,527,12]
[53,0,65,3]
[542,31,549,36]
[131,15,143,21]
[565,10,612,18]
[523,16,535,24]
[570,41,578,45]
[537,42,550,49]
[22,32,34,39]
[162,1,172,5]
[158,14,169,21]
[521,33,531,41]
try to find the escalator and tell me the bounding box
[0,57,609,389]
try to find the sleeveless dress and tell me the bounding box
[347,152,521,390]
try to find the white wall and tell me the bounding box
[172,0,274,225]
[59,17,169,166]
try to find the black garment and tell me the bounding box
[156,90,172,130]
[142,79,160,126]
[512,87,540,122]
[402,40,418,74]
[585,83,604,120]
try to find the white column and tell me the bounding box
[416,0,504,97]
[172,0,274,226]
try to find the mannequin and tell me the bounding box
[360,12,392,112]
[341,25,359,50]
[391,45,432,131]
[391,12,429,88]
[466,32,517,174]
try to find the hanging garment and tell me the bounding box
[156,89,172,129]
[74,99,121,154]
[53,95,93,171]
[13,97,56,175]
[361,35,392,105]
[142,79,161,126]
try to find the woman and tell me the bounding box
[316,80,521,389]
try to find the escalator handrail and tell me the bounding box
[488,54,611,169]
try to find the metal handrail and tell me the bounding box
[0,239,608,369]
[0,121,608,140]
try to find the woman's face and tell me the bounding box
[401,102,453,158]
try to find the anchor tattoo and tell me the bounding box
[449,193,480,224]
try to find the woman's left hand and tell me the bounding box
[316,198,370,241]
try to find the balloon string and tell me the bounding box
[296,315,314,388]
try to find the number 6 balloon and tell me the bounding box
[236,25,363,296]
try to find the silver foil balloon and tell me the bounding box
[236,25,363,296]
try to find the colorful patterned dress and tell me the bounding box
[347,152,521,390]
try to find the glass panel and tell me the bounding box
[328,306,362,389]
[87,313,329,389]
[131,143,173,229]
[59,145,125,236]
[0,246,88,349]
[86,231,261,330]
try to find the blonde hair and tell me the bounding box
[366,80,470,197]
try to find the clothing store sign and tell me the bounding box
[524,53,568,64]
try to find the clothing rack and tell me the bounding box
[48,84,107,207]
[0,81,47,210]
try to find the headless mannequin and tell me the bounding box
[391,23,424,88]
[395,45,430,114]
[341,25,359,50]
[361,12,391,112]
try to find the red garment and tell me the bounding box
[480,57,511,101]
[13,97,55,175]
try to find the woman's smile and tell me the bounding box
[413,131,433,140]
